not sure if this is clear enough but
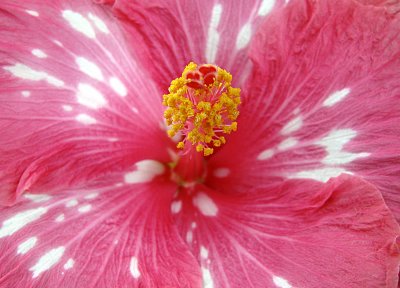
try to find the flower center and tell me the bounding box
[163,62,241,156]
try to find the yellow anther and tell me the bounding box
[163,62,241,156]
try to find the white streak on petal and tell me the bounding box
[26,10,39,17]
[62,10,95,39]
[200,246,209,259]
[24,194,51,203]
[193,192,218,217]
[88,13,110,34]
[4,63,64,87]
[77,83,106,109]
[130,257,140,279]
[186,230,193,244]
[55,214,65,222]
[290,168,352,182]
[17,237,38,255]
[273,276,292,288]
[21,91,31,97]
[32,49,47,58]
[65,199,78,207]
[63,258,74,270]
[258,0,275,16]
[257,148,274,160]
[76,57,104,81]
[78,204,92,213]
[205,4,222,63]
[323,88,350,107]
[281,116,303,135]
[124,160,165,184]
[0,207,48,238]
[202,267,214,288]
[30,247,65,278]
[62,105,73,112]
[213,168,230,178]
[76,113,97,125]
[53,40,63,47]
[84,192,99,199]
[171,201,182,214]
[109,77,128,97]
[236,23,252,50]
[278,137,298,151]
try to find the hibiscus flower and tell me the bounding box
[0,0,399,287]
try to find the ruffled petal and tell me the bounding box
[207,0,400,219]
[0,0,171,205]
[172,175,400,287]
[0,177,201,287]
[106,0,285,89]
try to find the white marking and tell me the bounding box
[281,116,303,135]
[130,257,140,279]
[32,49,47,58]
[290,167,352,182]
[192,192,218,217]
[62,105,73,112]
[26,10,39,17]
[76,114,97,125]
[171,201,182,214]
[213,168,230,178]
[109,77,128,97]
[0,207,48,238]
[258,148,274,160]
[30,247,65,278]
[76,57,104,81]
[186,230,193,244]
[205,4,222,63]
[132,107,139,114]
[323,88,350,107]
[317,129,369,165]
[62,10,95,39]
[53,40,63,47]
[236,23,252,50]
[17,237,38,255]
[191,222,197,229]
[273,276,292,288]
[4,63,64,87]
[65,199,78,207]
[84,192,99,199]
[63,258,74,270]
[21,91,31,97]
[258,0,275,16]
[78,204,92,213]
[55,214,65,222]
[24,194,51,203]
[124,160,165,184]
[202,267,214,288]
[200,246,209,259]
[278,137,298,151]
[108,137,118,142]
[77,83,106,109]
[88,13,110,34]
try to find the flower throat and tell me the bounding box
[163,62,241,156]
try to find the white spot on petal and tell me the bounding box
[76,113,97,125]
[4,63,64,87]
[65,199,78,207]
[171,200,182,214]
[258,0,275,16]
[186,230,193,244]
[78,204,92,213]
[63,258,74,270]
[109,77,128,97]
[130,257,140,279]
[32,49,47,58]
[323,88,350,107]
[26,10,39,17]
[236,23,252,50]
[84,192,99,199]
[55,214,65,222]
[30,247,65,278]
[24,194,51,203]
[202,267,214,288]
[124,160,165,184]
[273,276,292,288]
[200,246,209,259]
[278,137,298,151]
[21,91,31,97]
[77,83,106,109]
[0,207,48,238]
[76,57,104,81]
[62,105,73,112]
[17,237,38,255]
[205,4,222,63]
[290,167,352,182]
[53,40,63,47]
[193,192,218,217]
[213,168,230,178]
[281,116,303,135]
[62,10,95,39]
[88,13,110,34]
[258,148,275,160]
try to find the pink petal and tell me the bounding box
[0,178,201,287]
[172,175,400,287]
[0,0,171,205]
[106,0,285,89]
[207,0,400,220]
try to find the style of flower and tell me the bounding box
[0,0,399,287]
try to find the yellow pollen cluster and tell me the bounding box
[163,62,241,156]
